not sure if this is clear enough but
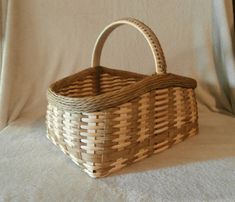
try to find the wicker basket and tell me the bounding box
[46,17,198,178]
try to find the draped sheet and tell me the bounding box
[0,0,234,129]
[0,1,235,201]
[0,104,235,201]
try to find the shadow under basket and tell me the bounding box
[46,18,198,178]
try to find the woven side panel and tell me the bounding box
[99,72,139,94]
[46,87,198,178]
[57,74,96,97]
[153,88,171,153]
[46,104,109,177]
[52,69,142,98]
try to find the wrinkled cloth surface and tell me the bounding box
[0,0,234,128]
[0,104,235,201]
[0,0,235,201]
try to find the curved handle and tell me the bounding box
[91,17,167,74]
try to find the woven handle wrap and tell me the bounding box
[91,18,167,74]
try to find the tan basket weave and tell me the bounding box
[46,17,198,178]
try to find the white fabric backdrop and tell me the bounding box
[0,101,235,201]
[0,0,234,130]
[0,1,235,201]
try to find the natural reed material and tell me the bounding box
[46,17,198,178]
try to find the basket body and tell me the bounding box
[46,67,198,178]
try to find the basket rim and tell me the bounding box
[47,66,197,112]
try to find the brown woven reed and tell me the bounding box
[46,18,198,178]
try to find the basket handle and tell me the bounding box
[91,17,167,74]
